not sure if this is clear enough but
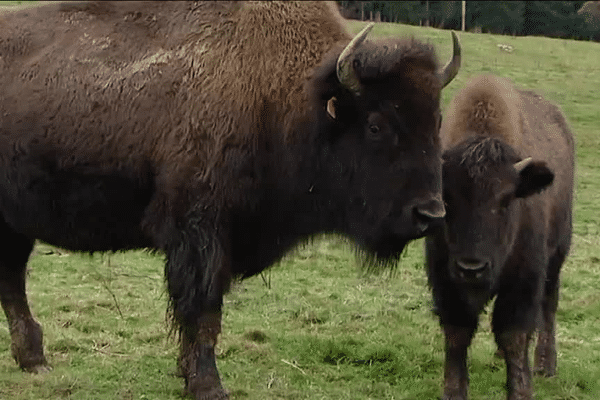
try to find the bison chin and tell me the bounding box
[353,221,425,272]
[355,234,408,272]
[352,202,445,272]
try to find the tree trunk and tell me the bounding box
[462,0,466,31]
[361,1,365,21]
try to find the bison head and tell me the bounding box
[440,137,554,288]
[310,26,460,261]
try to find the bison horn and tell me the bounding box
[513,157,533,174]
[336,22,375,95]
[439,31,461,88]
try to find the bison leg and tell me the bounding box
[0,229,49,373]
[493,263,545,400]
[178,312,228,400]
[441,324,476,400]
[162,216,230,400]
[534,249,564,377]
[496,330,533,400]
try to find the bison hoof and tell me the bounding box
[534,352,556,377]
[442,390,467,400]
[185,375,229,400]
[534,364,556,377]
[23,363,53,374]
[442,395,467,400]
[507,391,533,400]
[185,386,229,400]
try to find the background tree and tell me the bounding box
[337,1,598,41]
[468,1,525,34]
[577,1,600,39]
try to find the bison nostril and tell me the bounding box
[413,199,446,233]
[455,259,489,277]
[414,199,446,221]
[415,207,444,221]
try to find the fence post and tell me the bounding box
[462,0,466,31]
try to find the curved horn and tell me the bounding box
[513,157,533,174]
[439,31,461,88]
[336,22,375,94]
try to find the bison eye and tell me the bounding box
[393,104,401,111]
[369,125,380,134]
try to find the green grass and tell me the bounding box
[0,19,599,400]
[0,1,36,8]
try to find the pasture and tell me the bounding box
[0,14,599,400]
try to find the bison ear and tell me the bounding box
[309,53,345,121]
[514,158,554,198]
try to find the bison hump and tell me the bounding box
[441,75,525,151]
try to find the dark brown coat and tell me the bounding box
[426,75,574,399]
[0,2,460,398]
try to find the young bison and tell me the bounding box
[426,75,574,400]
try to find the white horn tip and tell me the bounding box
[513,157,533,174]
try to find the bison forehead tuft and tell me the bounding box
[450,137,519,181]
[350,39,440,88]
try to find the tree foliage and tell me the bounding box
[338,1,599,41]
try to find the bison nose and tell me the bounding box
[455,258,490,282]
[413,197,446,232]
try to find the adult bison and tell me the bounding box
[0,1,460,398]
[426,75,574,400]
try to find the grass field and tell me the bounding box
[0,13,599,400]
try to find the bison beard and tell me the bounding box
[0,1,460,398]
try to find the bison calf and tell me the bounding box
[426,75,574,400]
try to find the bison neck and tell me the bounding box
[227,137,349,279]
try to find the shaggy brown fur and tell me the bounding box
[0,1,445,210]
[1,1,348,183]
[440,75,525,150]
[428,75,574,399]
[0,2,459,398]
